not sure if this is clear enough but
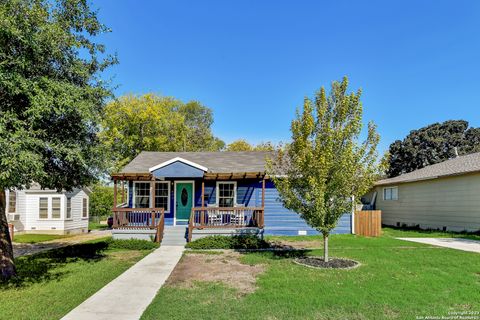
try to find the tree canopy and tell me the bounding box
[100,94,225,171]
[268,77,380,262]
[387,120,480,177]
[0,0,115,279]
[225,140,277,151]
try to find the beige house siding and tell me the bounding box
[374,172,480,232]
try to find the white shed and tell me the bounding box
[6,184,90,235]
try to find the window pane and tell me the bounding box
[52,197,61,219]
[66,198,72,219]
[392,188,398,200]
[218,183,235,207]
[8,191,16,213]
[82,198,88,217]
[39,197,48,219]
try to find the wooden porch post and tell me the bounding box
[113,178,118,208]
[200,180,205,226]
[261,178,265,208]
[150,177,156,227]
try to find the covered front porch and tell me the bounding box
[111,171,266,242]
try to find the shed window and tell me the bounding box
[134,182,150,208]
[155,182,170,212]
[383,187,398,200]
[66,197,72,219]
[8,191,16,213]
[52,197,61,219]
[216,182,236,207]
[39,197,48,219]
[82,198,88,218]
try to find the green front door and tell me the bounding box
[175,182,193,222]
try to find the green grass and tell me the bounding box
[142,232,480,320]
[88,221,109,230]
[13,234,73,244]
[0,239,152,320]
[382,226,480,241]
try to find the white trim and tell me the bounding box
[173,180,195,226]
[154,181,171,213]
[149,157,208,172]
[216,181,237,207]
[383,186,398,201]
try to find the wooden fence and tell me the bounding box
[354,210,381,237]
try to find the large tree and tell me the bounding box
[100,94,225,171]
[387,120,480,177]
[225,140,277,151]
[0,0,115,280]
[268,77,380,262]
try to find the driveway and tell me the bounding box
[397,237,480,253]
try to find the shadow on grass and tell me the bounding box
[1,241,110,289]
[384,225,480,239]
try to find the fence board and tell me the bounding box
[354,210,381,237]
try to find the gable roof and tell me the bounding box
[121,151,272,174]
[148,157,209,172]
[375,152,480,186]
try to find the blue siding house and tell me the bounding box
[112,151,352,238]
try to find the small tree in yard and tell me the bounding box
[267,77,380,262]
[0,0,115,280]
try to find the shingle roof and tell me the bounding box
[120,151,272,174]
[375,152,480,186]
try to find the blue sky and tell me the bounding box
[95,0,480,152]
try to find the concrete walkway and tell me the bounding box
[62,244,185,320]
[397,237,480,253]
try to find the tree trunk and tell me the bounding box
[323,233,329,262]
[0,190,16,281]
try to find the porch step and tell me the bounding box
[161,226,187,246]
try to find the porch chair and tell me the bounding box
[207,203,222,226]
[231,203,245,226]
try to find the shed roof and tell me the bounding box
[375,152,480,186]
[120,151,272,174]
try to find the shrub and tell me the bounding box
[89,184,114,218]
[107,239,159,250]
[186,235,270,250]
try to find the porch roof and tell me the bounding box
[118,151,272,175]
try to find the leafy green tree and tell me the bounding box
[225,139,253,151]
[178,101,225,151]
[0,0,115,280]
[387,120,480,177]
[89,184,114,218]
[100,94,225,171]
[253,141,277,151]
[267,77,380,262]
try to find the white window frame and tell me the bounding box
[66,197,72,219]
[133,182,152,208]
[82,198,88,218]
[154,181,170,213]
[383,186,398,201]
[7,190,16,214]
[51,197,62,219]
[39,197,49,219]
[216,181,237,207]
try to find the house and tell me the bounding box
[368,152,480,232]
[111,151,353,241]
[6,184,90,235]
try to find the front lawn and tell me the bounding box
[0,238,153,320]
[13,233,73,244]
[143,233,480,319]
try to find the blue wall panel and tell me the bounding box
[126,178,352,235]
[152,161,204,178]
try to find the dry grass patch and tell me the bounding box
[166,251,265,294]
[109,250,144,262]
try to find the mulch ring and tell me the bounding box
[294,257,360,269]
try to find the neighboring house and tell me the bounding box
[369,152,480,232]
[6,184,90,235]
[111,151,353,239]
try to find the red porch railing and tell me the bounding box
[112,208,165,243]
